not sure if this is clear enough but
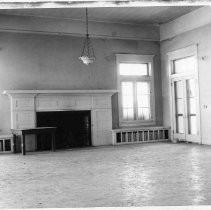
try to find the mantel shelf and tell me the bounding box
[3,89,118,96]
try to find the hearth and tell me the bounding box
[36,111,91,150]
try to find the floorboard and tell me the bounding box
[0,142,211,207]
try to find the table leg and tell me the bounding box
[51,133,55,152]
[35,134,37,151]
[12,134,16,153]
[21,134,26,155]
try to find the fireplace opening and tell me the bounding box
[36,111,91,150]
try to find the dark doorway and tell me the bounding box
[36,111,91,150]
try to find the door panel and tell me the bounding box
[171,77,200,143]
[185,78,199,142]
[172,79,186,140]
[175,80,184,134]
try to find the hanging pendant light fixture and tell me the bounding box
[79,8,95,65]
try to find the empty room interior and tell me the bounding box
[1,0,211,208]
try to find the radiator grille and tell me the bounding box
[113,127,170,145]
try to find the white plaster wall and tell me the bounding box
[0,32,162,135]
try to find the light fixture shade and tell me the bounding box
[79,8,95,65]
[79,56,95,65]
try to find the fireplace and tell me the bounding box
[36,111,91,150]
[3,89,116,151]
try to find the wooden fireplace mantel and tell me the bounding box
[3,89,117,150]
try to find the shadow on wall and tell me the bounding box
[112,93,119,129]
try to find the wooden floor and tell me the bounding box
[0,142,211,207]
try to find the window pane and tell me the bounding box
[121,82,134,120]
[175,80,183,98]
[123,108,134,120]
[174,81,184,133]
[137,95,150,107]
[189,116,197,135]
[137,82,150,94]
[136,82,151,120]
[119,63,148,76]
[138,108,150,120]
[176,98,184,114]
[173,56,196,74]
[137,82,150,108]
[186,79,197,134]
[176,116,184,133]
[187,79,196,97]
[122,95,133,108]
[189,98,196,114]
[122,82,133,95]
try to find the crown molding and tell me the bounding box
[0,0,209,9]
[0,13,160,41]
[160,6,211,41]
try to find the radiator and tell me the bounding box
[112,127,170,145]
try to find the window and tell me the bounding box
[119,63,149,76]
[173,56,196,75]
[116,54,155,126]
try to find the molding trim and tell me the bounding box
[167,44,197,59]
[160,6,211,41]
[0,1,209,9]
[0,14,160,41]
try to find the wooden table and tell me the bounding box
[11,127,57,155]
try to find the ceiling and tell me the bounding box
[0,6,202,25]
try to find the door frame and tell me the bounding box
[167,45,201,143]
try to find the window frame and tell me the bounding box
[116,54,156,127]
[168,45,198,79]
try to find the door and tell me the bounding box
[171,76,200,143]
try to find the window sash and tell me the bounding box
[121,81,152,122]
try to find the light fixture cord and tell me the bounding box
[86,7,90,56]
[80,7,95,59]
[86,7,89,36]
